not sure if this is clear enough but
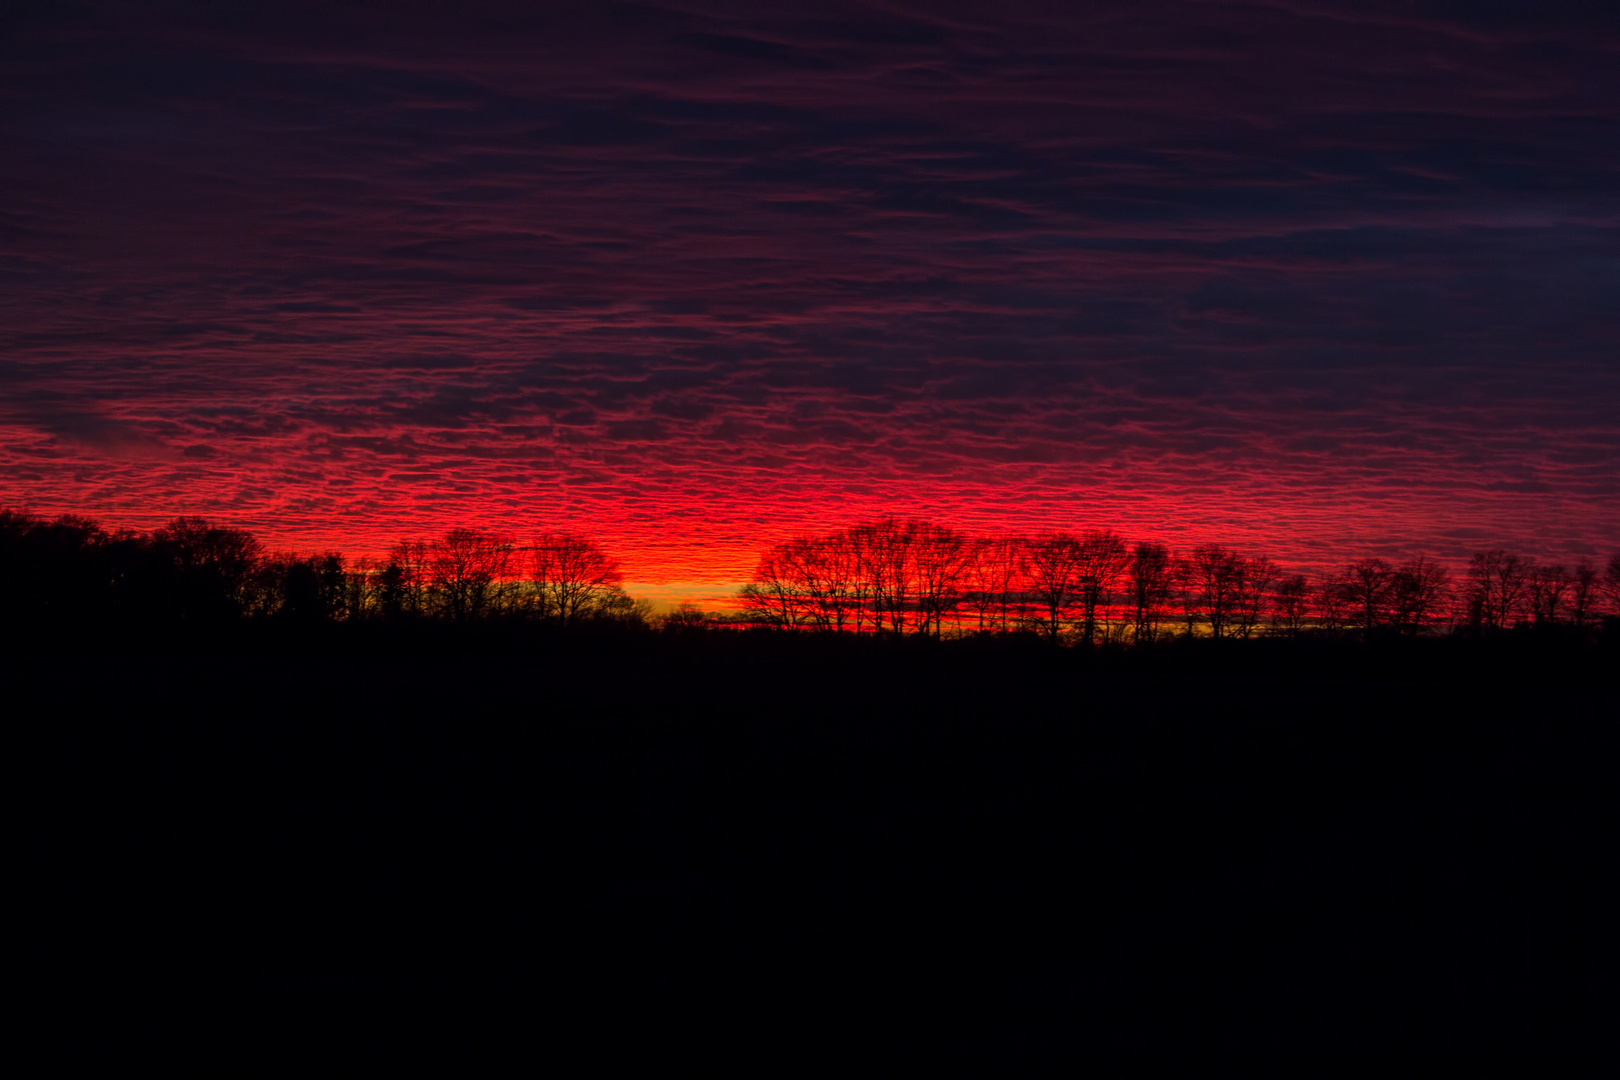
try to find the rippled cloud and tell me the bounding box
[2,1,1618,598]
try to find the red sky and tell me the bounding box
[3,2,1619,607]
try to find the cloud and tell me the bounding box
[33,407,177,460]
[1,1,1618,579]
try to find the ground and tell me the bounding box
[13,633,1614,1066]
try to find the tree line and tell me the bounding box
[5,506,1619,643]
[738,517,1620,641]
[0,509,647,634]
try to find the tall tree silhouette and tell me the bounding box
[531,533,624,626]
[262,552,347,623]
[910,522,969,638]
[1569,562,1600,629]
[380,540,430,618]
[856,518,917,636]
[1342,558,1395,641]
[832,531,874,634]
[1025,533,1081,641]
[1468,550,1528,631]
[964,535,1024,634]
[741,546,803,629]
[1073,530,1129,645]
[1189,544,1243,639]
[1314,574,1354,637]
[1527,562,1572,625]
[787,533,863,632]
[1390,557,1451,636]
[428,528,515,622]
[1128,541,1173,644]
[1274,574,1312,639]
[151,517,263,623]
[1231,556,1279,639]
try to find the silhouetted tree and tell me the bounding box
[1073,530,1129,645]
[1527,562,1572,626]
[1569,562,1599,629]
[1342,558,1395,640]
[429,528,515,621]
[1171,555,1200,637]
[593,588,654,627]
[857,518,918,636]
[377,540,430,618]
[1128,541,1174,644]
[782,532,867,632]
[259,552,347,623]
[0,511,129,629]
[1274,574,1311,639]
[1604,554,1620,619]
[1468,550,1527,631]
[1389,557,1451,636]
[1189,544,1244,639]
[834,531,875,634]
[150,517,264,623]
[1230,556,1278,640]
[339,556,375,621]
[741,547,804,629]
[911,522,969,637]
[531,533,624,626]
[1315,574,1354,637]
[1025,533,1081,640]
[662,603,710,631]
[964,536,1015,633]
[961,545,994,633]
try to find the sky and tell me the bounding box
[3,1,1619,606]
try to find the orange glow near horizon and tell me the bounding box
[8,466,1616,613]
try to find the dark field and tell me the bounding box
[14,634,1615,1066]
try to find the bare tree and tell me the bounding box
[1389,557,1451,636]
[429,528,515,621]
[1189,544,1243,639]
[1274,574,1311,639]
[662,602,709,631]
[1569,562,1599,629]
[342,556,379,621]
[991,536,1027,633]
[1231,556,1278,640]
[783,531,872,633]
[1527,562,1572,626]
[1492,550,1529,629]
[911,522,969,637]
[378,539,430,618]
[740,546,803,629]
[531,533,625,626]
[1315,574,1354,637]
[1171,555,1201,637]
[1128,541,1174,644]
[1073,530,1129,645]
[1025,533,1081,640]
[1341,558,1394,640]
[151,517,264,620]
[835,531,875,635]
[843,526,879,634]
[963,537,1003,634]
[1604,553,1620,620]
[1468,550,1528,631]
[856,518,918,636]
[810,532,864,633]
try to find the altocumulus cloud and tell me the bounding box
[1,0,1618,587]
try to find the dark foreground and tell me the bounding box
[13,634,1616,1066]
